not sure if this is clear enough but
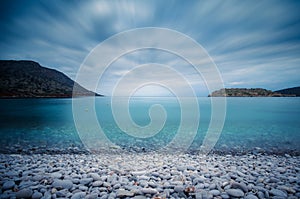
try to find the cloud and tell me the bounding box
[0,0,299,95]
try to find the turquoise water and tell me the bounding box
[0,97,299,154]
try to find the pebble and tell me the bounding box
[220,193,230,199]
[116,189,135,197]
[89,173,101,181]
[52,179,73,190]
[32,191,43,199]
[0,153,299,199]
[209,189,220,196]
[177,165,186,171]
[245,194,259,199]
[132,196,147,199]
[51,172,62,179]
[16,188,33,198]
[270,189,288,197]
[2,180,15,190]
[92,180,103,187]
[79,178,93,185]
[141,188,158,194]
[174,185,185,193]
[231,181,248,192]
[85,193,98,199]
[71,191,86,199]
[56,189,68,197]
[257,191,265,199]
[226,188,245,197]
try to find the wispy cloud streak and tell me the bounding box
[0,0,299,95]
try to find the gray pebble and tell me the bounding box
[141,188,158,194]
[102,182,111,187]
[244,194,258,199]
[209,189,220,196]
[226,189,244,197]
[16,188,33,199]
[132,196,147,199]
[174,185,185,193]
[288,177,297,183]
[79,178,93,185]
[187,165,196,171]
[108,192,116,199]
[113,183,121,189]
[32,175,43,181]
[257,191,265,199]
[85,193,98,199]
[51,172,62,179]
[79,185,88,191]
[148,181,157,188]
[116,189,134,197]
[2,181,15,190]
[193,176,205,184]
[272,197,287,199]
[71,191,86,199]
[277,185,296,194]
[208,183,216,190]
[32,191,43,199]
[56,189,68,197]
[177,165,186,171]
[220,193,230,199]
[151,172,160,177]
[270,189,287,197]
[269,177,280,183]
[52,179,73,190]
[88,173,101,181]
[92,180,102,187]
[231,181,248,192]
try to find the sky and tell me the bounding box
[0,0,300,96]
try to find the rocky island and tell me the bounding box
[208,88,298,97]
[0,60,101,98]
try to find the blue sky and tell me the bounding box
[0,0,300,96]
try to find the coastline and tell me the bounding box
[1,144,300,156]
[1,152,299,198]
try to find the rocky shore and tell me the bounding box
[1,152,299,199]
[208,88,297,97]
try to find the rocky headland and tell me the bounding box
[208,88,298,97]
[0,60,101,98]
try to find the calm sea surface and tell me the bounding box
[0,97,299,154]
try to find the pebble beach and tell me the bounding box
[1,152,299,199]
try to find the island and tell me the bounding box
[208,88,298,97]
[0,60,102,98]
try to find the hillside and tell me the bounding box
[208,88,297,97]
[275,86,300,97]
[0,60,101,98]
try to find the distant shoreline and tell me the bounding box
[208,87,300,97]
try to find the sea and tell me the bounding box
[0,97,299,155]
